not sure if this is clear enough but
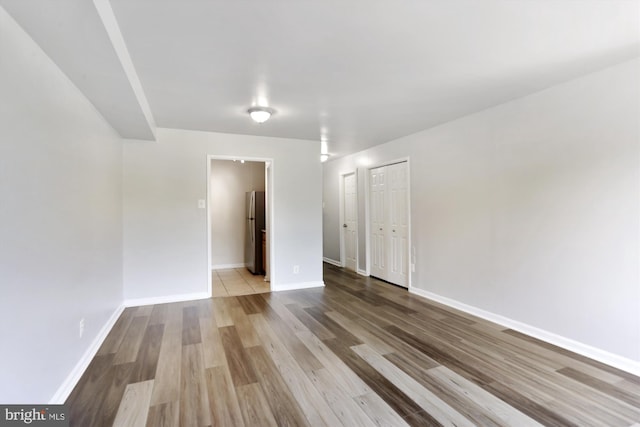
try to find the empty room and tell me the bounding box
[1,1,639,426]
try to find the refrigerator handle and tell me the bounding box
[250,192,255,244]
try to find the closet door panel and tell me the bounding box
[370,167,386,279]
[369,162,408,288]
[388,163,408,287]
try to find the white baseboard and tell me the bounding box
[124,291,211,307]
[409,287,640,376]
[211,263,245,270]
[357,269,368,277]
[273,281,325,292]
[323,257,343,267]
[49,304,125,404]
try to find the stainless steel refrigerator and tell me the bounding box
[245,191,265,274]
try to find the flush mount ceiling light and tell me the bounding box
[248,106,275,123]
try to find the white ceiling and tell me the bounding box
[2,0,639,158]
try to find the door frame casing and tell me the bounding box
[206,155,275,296]
[339,171,358,271]
[364,157,412,289]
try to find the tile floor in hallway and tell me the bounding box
[212,268,270,297]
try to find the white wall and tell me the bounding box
[123,128,322,299]
[0,7,123,403]
[210,160,265,268]
[323,58,640,366]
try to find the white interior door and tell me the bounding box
[387,162,408,287]
[342,173,357,271]
[369,162,408,288]
[370,166,386,279]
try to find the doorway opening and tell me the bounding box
[207,157,273,296]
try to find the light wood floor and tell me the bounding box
[67,264,640,426]
[212,268,269,297]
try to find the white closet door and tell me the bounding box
[369,162,409,288]
[343,173,357,271]
[387,162,408,287]
[370,166,386,279]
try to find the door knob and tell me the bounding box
[379,228,383,231]
[393,230,396,232]
[343,224,347,228]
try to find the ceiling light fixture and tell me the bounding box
[248,106,274,123]
[320,140,328,155]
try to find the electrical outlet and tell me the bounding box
[293,265,300,274]
[79,318,85,339]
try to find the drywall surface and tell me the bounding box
[323,58,640,362]
[123,128,322,298]
[0,7,123,403]
[210,160,265,267]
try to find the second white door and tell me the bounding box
[342,173,357,271]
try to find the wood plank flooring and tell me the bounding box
[66,263,640,426]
